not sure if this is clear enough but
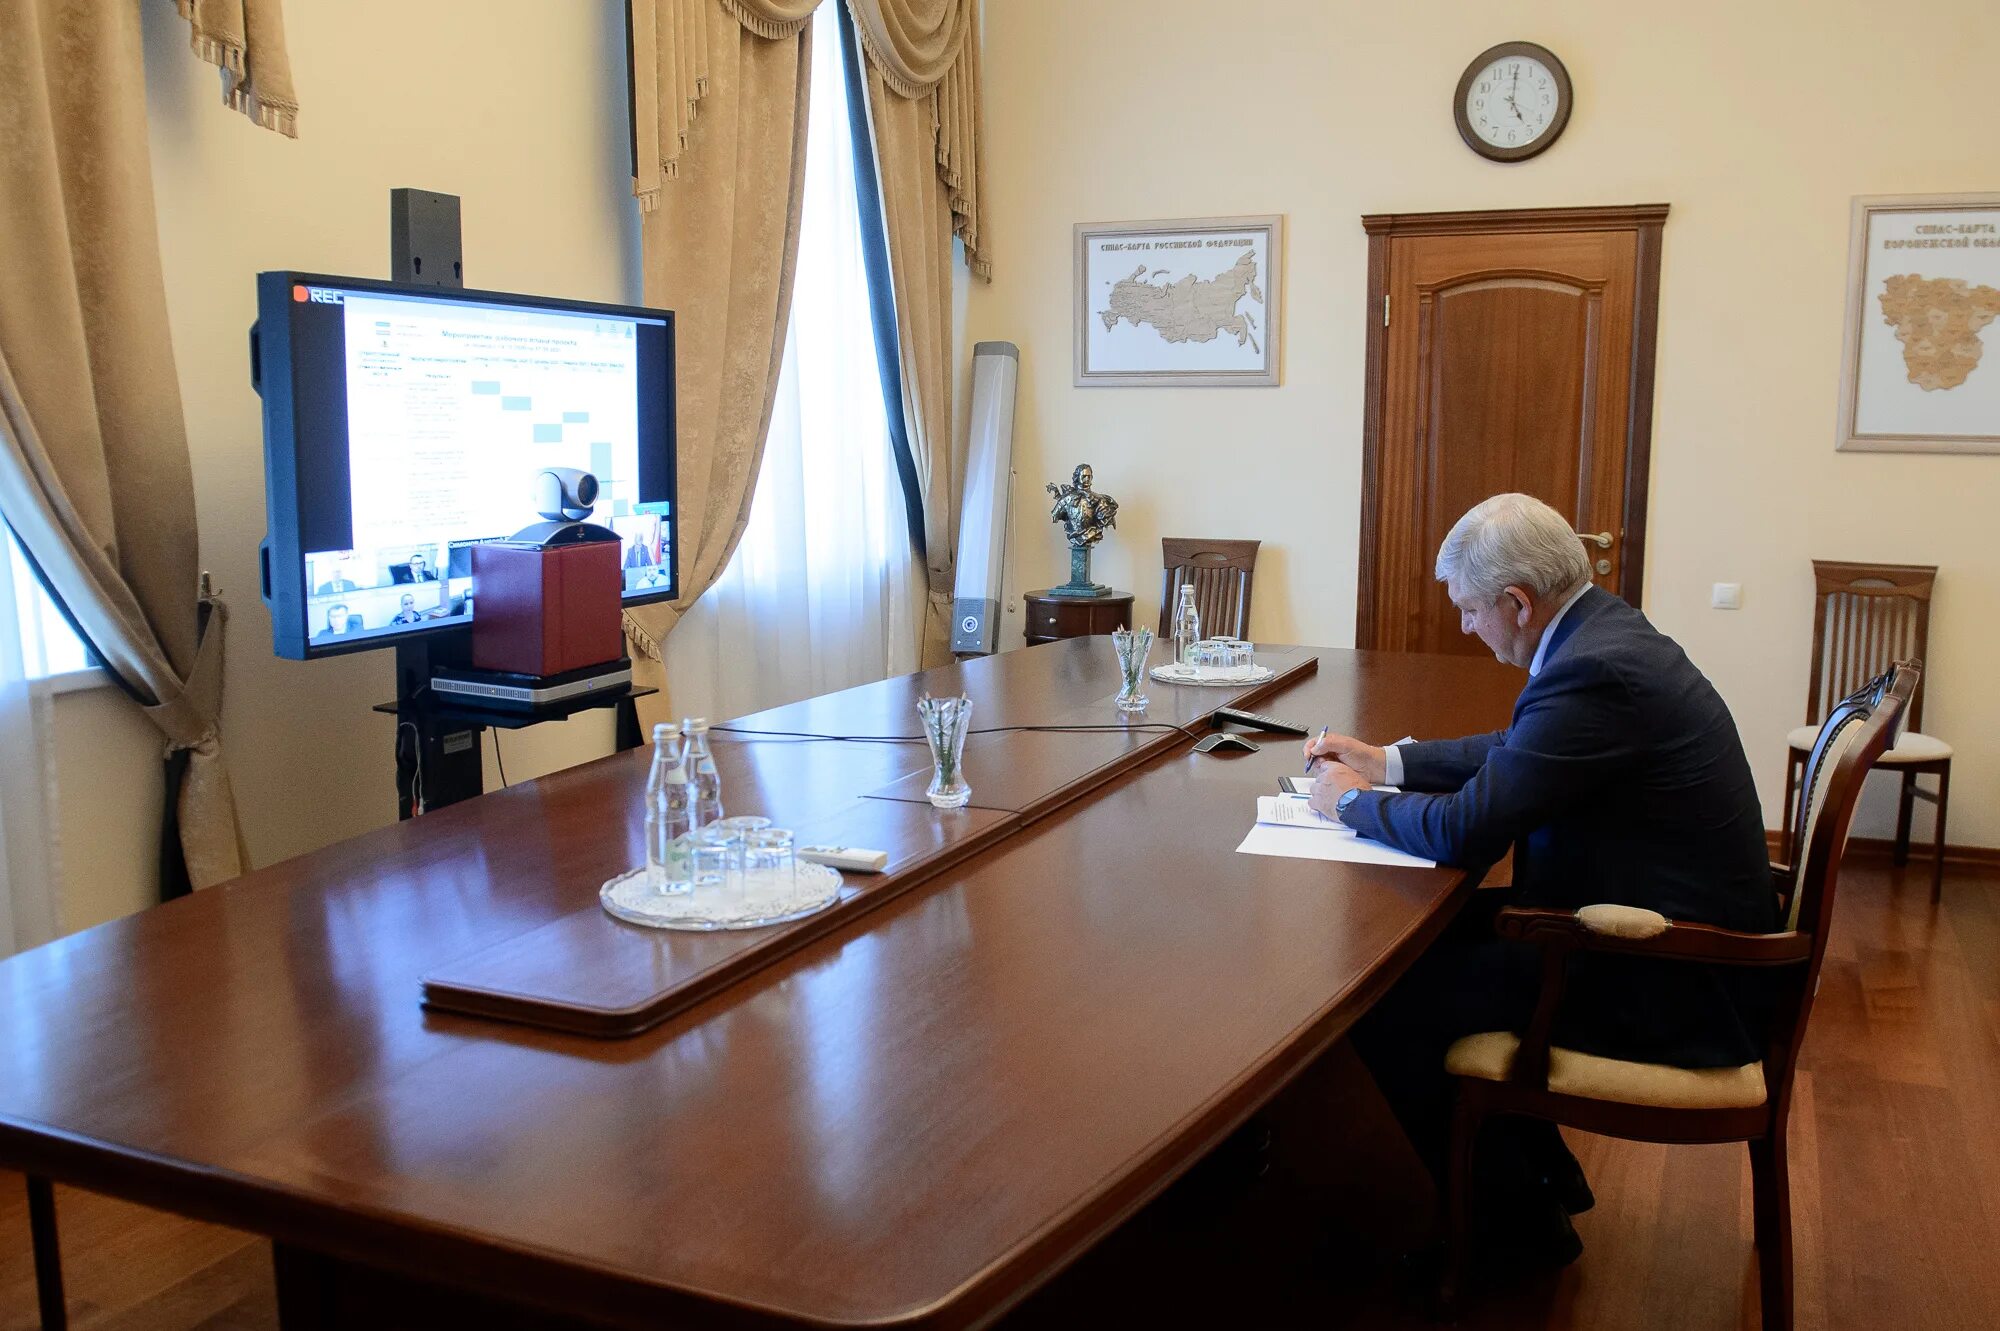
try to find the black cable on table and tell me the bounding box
[712,722,1187,744]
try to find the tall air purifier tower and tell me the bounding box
[951,341,1020,655]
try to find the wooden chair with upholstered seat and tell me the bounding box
[1157,538,1259,640]
[1781,561,1949,900]
[1439,661,1920,1331]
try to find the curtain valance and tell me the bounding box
[631,0,984,276]
[175,0,299,137]
[846,0,968,94]
[723,0,822,37]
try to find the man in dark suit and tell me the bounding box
[1306,492,1771,1266]
[318,604,362,638]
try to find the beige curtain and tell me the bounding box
[624,0,816,721]
[174,0,300,137]
[0,0,246,889]
[847,0,987,665]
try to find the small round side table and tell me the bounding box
[1021,588,1134,646]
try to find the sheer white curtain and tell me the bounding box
[664,13,920,722]
[1,527,61,956]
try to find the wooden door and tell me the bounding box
[1357,205,1666,654]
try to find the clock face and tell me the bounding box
[1466,55,1558,149]
[1454,43,1572,161]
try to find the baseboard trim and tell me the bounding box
[1764,830,2000,870]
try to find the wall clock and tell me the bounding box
[1454,41,1572,162]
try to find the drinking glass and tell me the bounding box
[1111,626,1153,711]
[744,828,796,895]
[716,815,773,834]
[689,826,744,897]
[917,693,974,809]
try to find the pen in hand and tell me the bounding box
[1306,725,1327,776]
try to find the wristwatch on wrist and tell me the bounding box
[1335,787,1364,816]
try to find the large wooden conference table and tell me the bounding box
[0,639,1519,1328]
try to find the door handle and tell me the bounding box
[1575,530,1614,549]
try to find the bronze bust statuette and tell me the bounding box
[1045,464,1119,597]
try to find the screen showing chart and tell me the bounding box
[256,274,676,659]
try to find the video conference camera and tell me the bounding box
[532,466,599,522]
[510,468,618,547]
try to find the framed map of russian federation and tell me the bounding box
[1838,193,2000,453]
[1075,215,1282,387]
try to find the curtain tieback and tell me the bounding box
[624,603,686,665]
[143,595,229,755]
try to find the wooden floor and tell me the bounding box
[4,858,1995,1330]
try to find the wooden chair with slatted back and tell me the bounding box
[1157,538,1260,641]
[1780,561,1949,900]
[1439,663,1919,1331]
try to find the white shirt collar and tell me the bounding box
[1529,583,1592,677]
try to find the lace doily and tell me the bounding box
[600,862,843,932]
[1149,662,1276,686]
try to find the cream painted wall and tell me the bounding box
[76,0,645,882]
[968,0,1999,846]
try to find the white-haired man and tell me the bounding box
[1306,493,1771,1270]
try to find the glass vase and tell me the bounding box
[917,693,973,809]
[1111,626,1153,711]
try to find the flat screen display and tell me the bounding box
[255,273,676,659]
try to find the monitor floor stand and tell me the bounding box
[383,189,644,819]
[393,633,484,817]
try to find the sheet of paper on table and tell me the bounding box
[1236,794,1436,869]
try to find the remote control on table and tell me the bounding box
[797,846,890,873]
[1211,706,1312,737]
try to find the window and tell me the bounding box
[3,525,91,681]
[1,519,67,957]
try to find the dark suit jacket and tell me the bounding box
[1340,587,1774,1067]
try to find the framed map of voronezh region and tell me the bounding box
[1074,215,1282,386]
[1838,193,2000,453]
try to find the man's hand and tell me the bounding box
[1309,762,1371,821]
[1302,731,1389,784]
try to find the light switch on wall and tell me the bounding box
[1711,582,1743,610]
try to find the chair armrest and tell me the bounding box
[1494,906,1812,966]
[1484,903,1809,1091]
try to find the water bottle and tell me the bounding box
[683,717,724,827]
[1171,584,1203,665]
[644,723,691,892]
